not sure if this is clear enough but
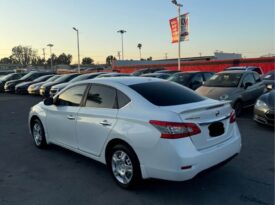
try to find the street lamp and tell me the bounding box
[137,43,142,60]
[117,30,126,60]
[171,0,183,71]
[73,27,80,73]
[47,44,54,71]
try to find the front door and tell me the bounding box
[46,84,88,148]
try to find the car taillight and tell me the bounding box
[149,120,201,139]
[230,110,236,123]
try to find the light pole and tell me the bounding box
[171,0,182,71]
[117,30,126,60]
[73,27,80,73]
[47,44,54,71]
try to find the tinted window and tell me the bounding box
[251,68,262,74]
[129,81,204,106]
[117,90,130,108]
[253,73,261,83]
[57,85,87,106]
[242,74,256,86]
[203,73,213,81]
[168,73,193,85]
[191,74,203,83]
[85,85,116,109]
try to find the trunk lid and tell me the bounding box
[160,99,234,150]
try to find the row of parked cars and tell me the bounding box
[0,66,274,126]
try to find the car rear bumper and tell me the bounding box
[140,124,241,181]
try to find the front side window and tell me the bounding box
[253,73,261,83]
[56,84,87,106]
[203,73,213,81]
[242,74,256,86]
[85,85,117,109]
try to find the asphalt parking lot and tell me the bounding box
[0,93,274,205]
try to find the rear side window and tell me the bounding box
[85,85,116,109]
[117,90,130,108]
[129,81,204,106]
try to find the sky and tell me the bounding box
[0,0,274,64]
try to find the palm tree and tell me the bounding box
[137,43,142,60]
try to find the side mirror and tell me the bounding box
[44,97,54,106]
[244,82,253,89]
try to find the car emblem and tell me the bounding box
[215,111,220,117]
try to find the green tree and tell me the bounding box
[0,57,12,64]
[106,55,117,66]
[10,45,37,66]
[56,53,72,65]
[82,57,94,65]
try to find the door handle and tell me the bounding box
[99,120,112,126]
[67,115,75,120]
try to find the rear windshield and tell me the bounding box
[204,73,242,87]
[129,81,205,106]
[263,71,275,80]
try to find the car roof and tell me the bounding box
[74,76,163,86]
[225,66,259,70]
[219,70,255,74]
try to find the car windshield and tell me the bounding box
[168,73,193,85]
[204,73,242,87]
[1,73,14,81]
[263,71,275,80]
[45,75,60,82]
[20,72,34,80]
[54,75,76,83]
[33,75,50,82]
[69,74,89,82]
[129,81,204,106]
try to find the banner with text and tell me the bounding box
[169,13,189,43]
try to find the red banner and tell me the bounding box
[169,17,179,43]
[169,13,189,43]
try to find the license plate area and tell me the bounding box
[208,121,224,137]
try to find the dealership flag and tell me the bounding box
[169,13,189,43]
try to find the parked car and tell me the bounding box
[196,71,265,116]
[39,73,80,97]
[0,73,26,92]
[29,77,241,189]
[28,75,61,95]
[15,74,54,94]
[96,73,131,78]
[254,90,274,126]
[131,68,164,76]
[168,71,214,90]
[141,73,171,79]
[4,71,53,93]
[224,66,263,75]
[155,70,180,74]
[50,72,106,97]
[262,70,275,90]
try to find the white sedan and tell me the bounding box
[29,77,241,189]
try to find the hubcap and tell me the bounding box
[33,123,42,146]
[111,150,133,185]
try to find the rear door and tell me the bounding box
[76,84,118,156]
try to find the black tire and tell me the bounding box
[31,119,47,149]
[233,101,243,117]
[107,144,141,189]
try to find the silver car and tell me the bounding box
[196,70,265,116]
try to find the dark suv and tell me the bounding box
[168,71,214,90]
[4,71,53,93]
